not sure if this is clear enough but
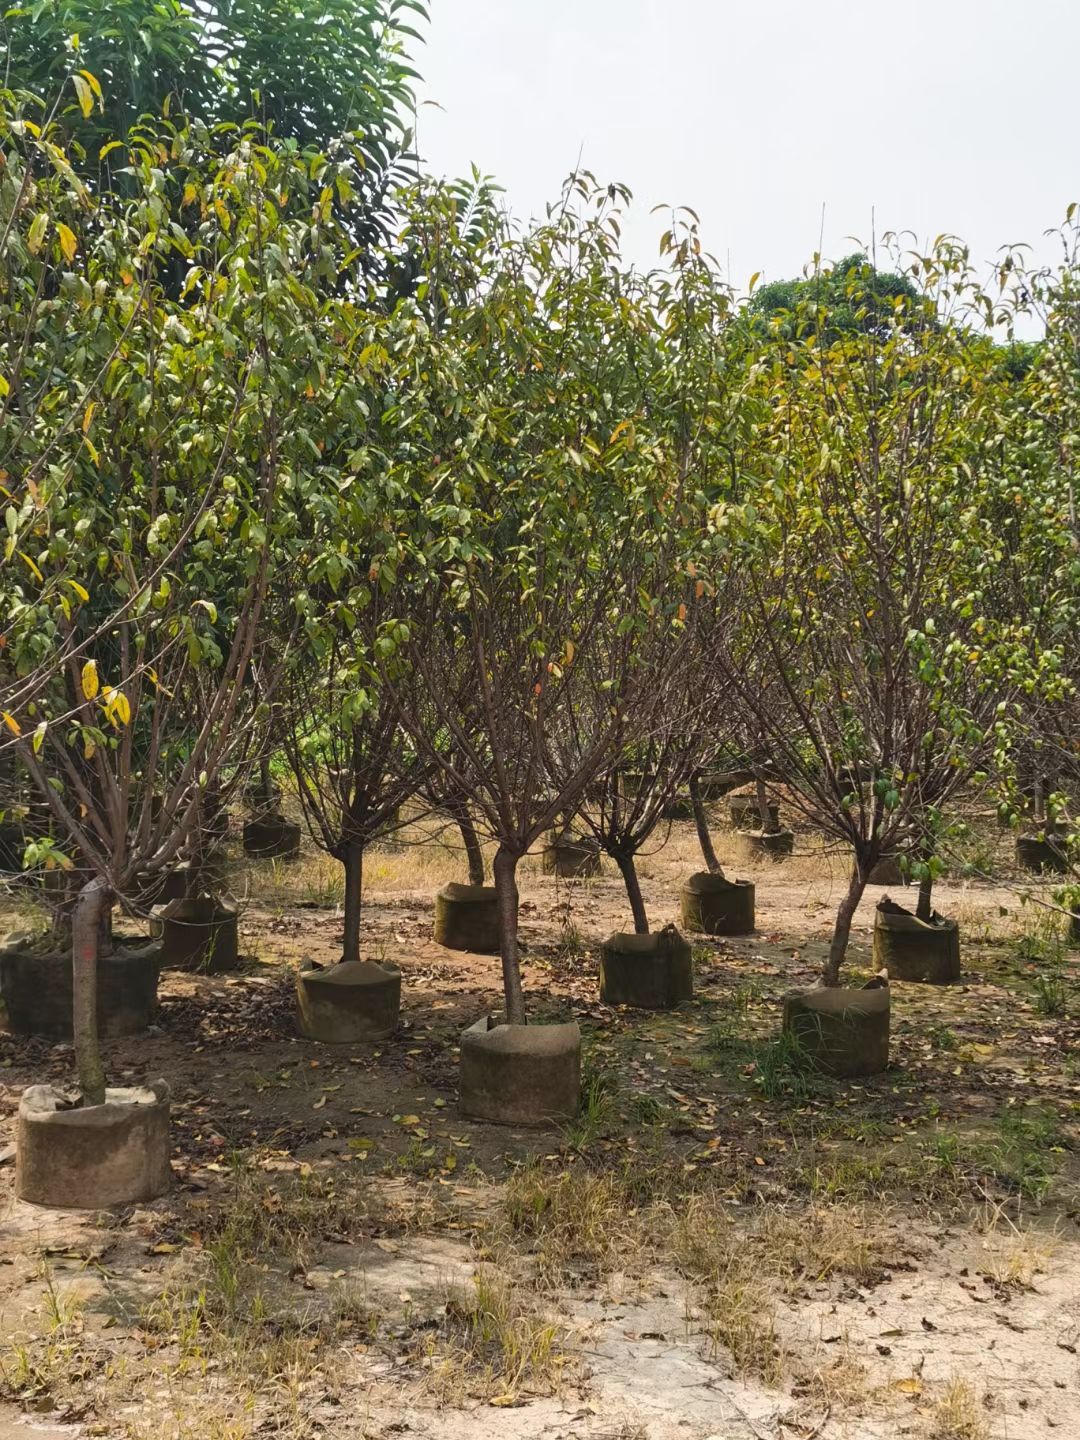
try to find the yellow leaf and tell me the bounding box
[2,711,21,735]
[32,721,46,754]
[83,737,96,760]
[27,212,48,254]
[82,401,95,434]
[72,73,93,119]
[112,690,131,726]
[65,578,89,602]
[79,68,102,100]
[81,659,99,699]
[57,223,78,263]
[19,551,43,582]
[892,1377,923,1396]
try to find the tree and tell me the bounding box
[721,242,1044,985]
[1,99,360,1101]
[992,209,1080,889]
[747,252,924,343]
[364,176,699,1025]
[2,0,421,155]
[572,716,709,935]
[279,643,431,969]
[2,0,423,279]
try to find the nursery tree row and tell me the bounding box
[1,57,1079,1120]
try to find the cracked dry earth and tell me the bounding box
[1,810,1079,1438]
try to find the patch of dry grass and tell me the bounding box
[972,1198,1058,1289]
[670,1193,900,1385]
[496,1163,902,1388]
[419,1265,570,1404]
[501,1162,648,1288]
[757,1202,899,1288]
[931,1375,990,1439]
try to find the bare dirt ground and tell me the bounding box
[1,806,1078,1439]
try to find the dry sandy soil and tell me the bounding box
[0,806,1078,1439]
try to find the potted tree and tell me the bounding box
[279,639,432,1042]
[429,768,502,954]
[566,595,726,1007]
[680,765,758,936]
[3,103,349,1205]
[370,176,706,1124]
[720,245,1037,1073]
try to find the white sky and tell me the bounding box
[413,0,1078,306]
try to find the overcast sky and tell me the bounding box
[413,0,1077,305]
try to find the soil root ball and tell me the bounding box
[1016,832,1069,875]
[433,882,500,953]
[296,959,401,1042]
[459,1015,581,1126]
[782,984,890,1077]
[541,836,601,879]
[243,813,301,860]
[153,894,239,973]
[730,795,779,831]
[1,936,160,1038]
[599,925,693,1009]
[872,898,960,984]
[679,872,755,936]
[867,855,906,886]
[739,828,795,860]
[16,1080,171,1208]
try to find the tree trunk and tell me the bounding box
[259,755,274,807]
[823,861,866,987]
[916,871,934,923]
[614,850,649,934]
[757,778,777,834]
[493,845,526,1025]
[341,842,364,965]
[455,805,486,886]
[73,877,109,1106]
[689,773,723,876]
